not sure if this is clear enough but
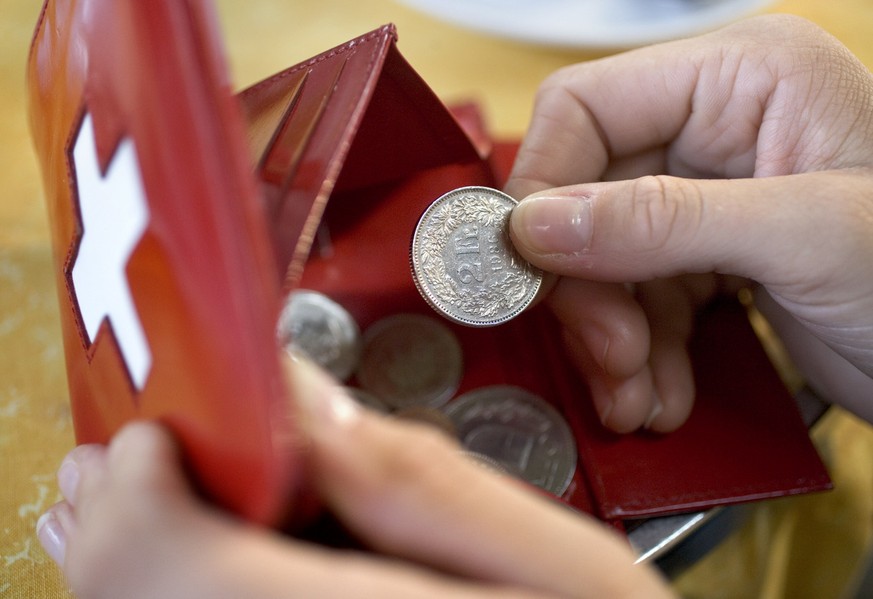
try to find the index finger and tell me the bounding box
[505,15,824,199]
[507,41,695,198]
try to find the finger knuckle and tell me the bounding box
[536,64,579,100]
[730,14,827,47]
[627,175,702,256]
[533,65,596,136]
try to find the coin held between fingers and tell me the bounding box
[411,186,543,327]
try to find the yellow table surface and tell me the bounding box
[3,1,873,596]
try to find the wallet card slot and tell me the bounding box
[263,56,349,197]
[242,69,308,171]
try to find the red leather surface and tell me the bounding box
[28,0,831,528]
[578,299,833,519]
[27,0,298,524]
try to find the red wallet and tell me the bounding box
[28,0,831,528]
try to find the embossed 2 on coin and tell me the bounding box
[410,186,543,327]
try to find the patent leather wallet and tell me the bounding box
[28,0,831,528]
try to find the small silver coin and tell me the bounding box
[356,314,463,410]
[443,385,577,497]
[277,290,361,381]
[410,186,543,327]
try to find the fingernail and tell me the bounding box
[580,323,611,373]
[512,196,593,255]
[644,392,664,430]
[57,457,80,502]
[598,397,615,428]
[587,376,616,428]
[36,511,66,565]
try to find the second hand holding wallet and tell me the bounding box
[28,0,831,531]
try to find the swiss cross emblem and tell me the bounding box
[68,113,152,391]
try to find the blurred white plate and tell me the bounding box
[397,0,775,49]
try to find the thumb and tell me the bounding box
[509,171,869,292]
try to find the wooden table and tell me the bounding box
[3,1,873,596]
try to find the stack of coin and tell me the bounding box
[277,292,464,413]
[277,289,578,497]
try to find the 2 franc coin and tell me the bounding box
[410,186,543,327]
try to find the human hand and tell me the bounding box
[506,15,873,432]
[36,355,674,599]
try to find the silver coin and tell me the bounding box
[276,290,361,381]
[461,451,518,478]
[356,314,463,410]
[410,186,543,327]
[443,385,577,497]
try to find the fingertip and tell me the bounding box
[57,444,105,505]
[598,371,657,434]
[643,392,664,430]
[510,194,594,259]
[37,501,73,566]
[107,421,187,495]
[566,333,655,433]
[37,511,65,565]
[644,387,695,433]
[549,278,651,380]
[644,349,696,433]
[109,420,176,462]
[57,457,80,505]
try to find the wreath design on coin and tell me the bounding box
[418,192,535,319]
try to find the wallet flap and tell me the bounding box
[28,0,299,524]
[237,26,481,286]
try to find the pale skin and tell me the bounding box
[37,14,873,598]
[507,14,873,433]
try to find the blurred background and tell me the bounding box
[2,0,873,596]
